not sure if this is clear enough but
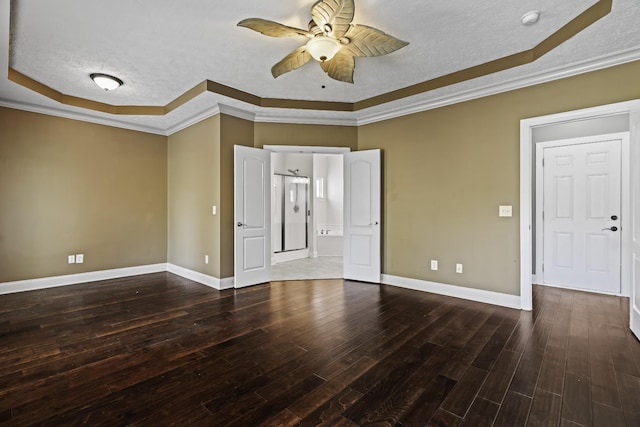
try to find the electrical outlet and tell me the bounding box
[68,255,76,264]
[456,263,463,274]
[430,260,438,271]
[499,205,513,217]
[205,255,209,264]
[76,254,84,264]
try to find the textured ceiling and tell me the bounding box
[1,0,640,134]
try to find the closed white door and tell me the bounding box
[543,139,621,293]
[343,149,381,283]
[234,146,271,288]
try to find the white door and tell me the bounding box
[234,146,271,288]
[543,139,621,293]
[630,111,640,339]
[343,149,381,283]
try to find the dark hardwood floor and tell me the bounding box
[1,273,640,426]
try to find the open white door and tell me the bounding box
[234,146,271,288]
[631,110,640,339]
[343,149,381,283]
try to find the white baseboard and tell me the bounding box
[0,263,237,295]
[273,249,309,264]
[382,274,522,310]
[166,264,233,290]
[0,263,167,295]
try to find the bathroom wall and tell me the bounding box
[313,154,343,234]
[313,154,344,256]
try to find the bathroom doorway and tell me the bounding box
[270,149,346,281]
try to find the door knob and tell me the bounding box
[611,215,618,220]
[602,226,618,232]
[237,222,244,227]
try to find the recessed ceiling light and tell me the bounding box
[90,73,123,91]
[521,10,541,25]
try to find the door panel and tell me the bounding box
[234,146,271,288]
[344,150,381,283]
[543,139,621,293]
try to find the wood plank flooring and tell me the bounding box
[1,273,639,426]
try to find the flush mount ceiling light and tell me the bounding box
[237,0,408,83]
[306,36,341,62]
[90,73,123,91]
[521,10,541,25]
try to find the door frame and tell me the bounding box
[534,133,630,295]
[263,145,351,274]
[520,99,640,310]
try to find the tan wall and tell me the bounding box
[0,107,167,283]
[219,114,254,278]
[254,122,358,150]
[358,60,640,295]
[167,116,221,277]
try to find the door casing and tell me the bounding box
[520,100,640,310]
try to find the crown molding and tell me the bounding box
[254,112,357,127]
[0,98,167,135]
[219,104,257,122]
[356,47,640,126]
[3,47,639,134]
[164,105,221,136]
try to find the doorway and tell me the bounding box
[270,151,345,281]
[235,145,382,289]
[536,135,626,294]
[520,101,639,312]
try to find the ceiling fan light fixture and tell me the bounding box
[306,36,341,62]
[90,73,123,91]
[521,10,541,25]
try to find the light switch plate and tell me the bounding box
[499,205,513,217]
[76,254,84,264]
[68,255,75,264]
[430,260,438,271]
[212,206,217,215]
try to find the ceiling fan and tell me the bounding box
[238,0,409,84]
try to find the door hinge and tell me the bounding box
[542,264,544,272]
[542,158,545,167]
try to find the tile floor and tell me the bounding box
[271,256,343,281]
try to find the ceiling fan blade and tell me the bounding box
[311,0,354,38]
[238,18,312,38]
[319,50,355,83]
[272,46,313,78]
[344,24,409,57]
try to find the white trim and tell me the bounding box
[534,133,631,297]
[165,105,221,136]
[263,145,351,154]
[166,263,233,290]
[0,263,167,295]
[3,47,640,134]
[219,104,257,122]
[357,47,640,126]
[382,274,521,310]
[273,249,309,264]
[520,99,640,312]
[0,98,167,136]
[255,112,357,127]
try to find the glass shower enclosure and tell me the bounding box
[273,173,310,253]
